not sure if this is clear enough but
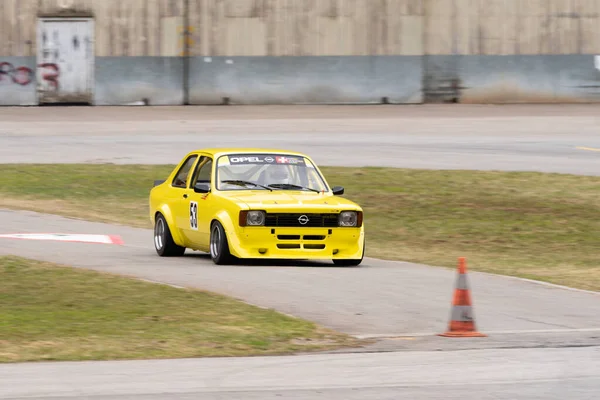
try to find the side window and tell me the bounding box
[191,156,213,186]
[172,155,198,188]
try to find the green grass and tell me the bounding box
[1,164,599,291]
[0,256,360,363]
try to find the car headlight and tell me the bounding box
[338,211,362,227]
[239,210,266,226]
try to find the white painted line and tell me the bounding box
[354,327,600,339]
[354,333,435,339]
[475,328,600,335]
[136,278,186,289]
[365,257,600,296]
[134,278,303,320]
[473,270,600,296]
[0,233,124,245]
[576,146,600,152]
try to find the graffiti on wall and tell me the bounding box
[38,63,60,91]
[0,61,60,90]
[0,62,33,85]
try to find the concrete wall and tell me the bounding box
[1,0,600,106]
[95,57,184,105]
[1,0,424,57]
[424,0,600,56]
[421,0,600,102]
[0,0,188,105]
[187,0,424,57]
[188,56,422,105]
[424,55,600,103]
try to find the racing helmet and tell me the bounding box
[264,164,290,184]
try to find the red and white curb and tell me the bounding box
[0,233,124,245]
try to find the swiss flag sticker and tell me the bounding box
[276,156,289,163]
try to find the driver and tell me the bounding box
[262,164,291,185]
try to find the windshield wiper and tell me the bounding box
[267,183,321,193]
[221,180,272,191]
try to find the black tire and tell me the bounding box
[210,221,234,265]
[333,239,365,267]
[154,213,185,257]
[333,258,363,266]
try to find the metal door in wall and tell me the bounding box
[37,18,94,104]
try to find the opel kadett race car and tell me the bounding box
[149,148,365,266]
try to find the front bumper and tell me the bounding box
[227,225,364,260]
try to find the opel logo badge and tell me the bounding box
[298,215,309,225]
[265,156,274,163]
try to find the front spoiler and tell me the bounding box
[227,226,365,260]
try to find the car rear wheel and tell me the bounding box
[154,213,185,257]
[210,221,233,265]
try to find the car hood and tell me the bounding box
[223,191,359,210]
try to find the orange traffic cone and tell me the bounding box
[438,257,487,337]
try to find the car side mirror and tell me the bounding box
[332,186,345,195]
[193,182,211,193]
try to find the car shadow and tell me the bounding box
[182,251,366,268]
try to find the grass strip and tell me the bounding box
[1,164,599,291]
[0,255,359,363]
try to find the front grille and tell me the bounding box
[277,235,300,240]
[304,244,325,249]
[303,235,325,240]
[277,243,301,249]
[265,213,338,227]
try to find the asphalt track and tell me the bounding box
[2,347,599,400]
[1,104,600,175]
[1,105,600,399]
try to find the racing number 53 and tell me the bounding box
[189,201,198,230]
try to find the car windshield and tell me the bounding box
[215,153,329,192]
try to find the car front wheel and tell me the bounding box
[154,213,185,257]
[332,239,364,267]
[210,221,233,265]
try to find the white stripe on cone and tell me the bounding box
[0,233,124,245]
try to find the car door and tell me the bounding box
[168,153,199,246]
[181,155,214,248]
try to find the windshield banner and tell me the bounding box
[226,154,306,165]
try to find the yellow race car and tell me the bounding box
[149,148,365,266]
